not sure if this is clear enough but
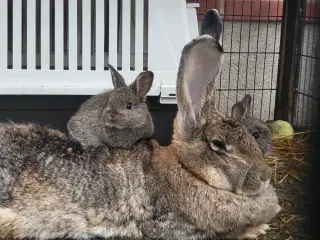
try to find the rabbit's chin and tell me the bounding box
[104,121,126,129]
[236,179,270,197]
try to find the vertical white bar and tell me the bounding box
[27,0,36,69]
[95,0,105,70]
[0,1,8,69]
[41,0,50,69]
[135,0,144,71]
[82,0,91,70]
[55,0,64,70]
[69,0,78,70]
[109,0,118,67]
[13,0,22,69]
[122,0,130,71]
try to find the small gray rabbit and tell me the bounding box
[231,94,273,156]
[0,9,280,240]
[67,64,154,149]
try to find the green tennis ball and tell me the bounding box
[266,120,294,140]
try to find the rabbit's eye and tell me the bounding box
[210,139,227,152]
[127,102,133,109]
[253,132,260,139]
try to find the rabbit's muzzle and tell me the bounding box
[238,165,272,196]
[107,109,118,121]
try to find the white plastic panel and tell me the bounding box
[13,0,22,69]
[27,0,36,69]
[68,0,78,70]
[0,1,8,69]
[135,0,144,71]
[122,0,131,71]
[95,0,105,70]
[55,0,64,70]
[41,0,50,69]
[82,0,91,70]
[109,0,118,67]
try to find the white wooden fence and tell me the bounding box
[0,0,199,103]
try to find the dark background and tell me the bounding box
[0,96,177,145]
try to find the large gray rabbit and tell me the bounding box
[0,9,280,240]
[67,64,154,149]
[231,94,273,156]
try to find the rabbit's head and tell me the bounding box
[67,65,154,148]
[231,95,273,157]
[101,64,154,129]
[172,9,271,196]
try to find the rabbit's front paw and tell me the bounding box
[237,224,270,239]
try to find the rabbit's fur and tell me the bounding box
[0,9,280,240]
[231,94,273,156]
[67,64,154,149]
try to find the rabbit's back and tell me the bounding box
[0,123,154,239]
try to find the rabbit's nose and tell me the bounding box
[108,110,117,119]
[258,166,271,182]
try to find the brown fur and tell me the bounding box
[0,9,280,240]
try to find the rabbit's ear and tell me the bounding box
[241,94,252,117]
[130,71,154,102]
[231,102,248,122]
[176,9,224,139]
[108,64,126,88]
[200,9,223,42]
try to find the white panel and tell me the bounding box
[108,0,118,67]
[0,69,164,96]
[55,0,64,70]
[41,0,50,69]
[27,0,36,69]
[135,0,144,71]
[122,0,130,71]
[13,0,22,69]
[187,7,199,39]
[148,0,188,73]
[0,1,8,69]
[68,0,78,70]
[95,0,105,70]
[82,0,91,70]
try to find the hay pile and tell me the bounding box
[262,132,312,240]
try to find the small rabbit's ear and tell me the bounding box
[231,101,248,122]
[130,71,154,102]
[200,9,223,42]
[108,64,126,88]
[176,9,224,139]
[241,94,252,117]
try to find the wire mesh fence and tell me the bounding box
[188,0,283,121]
[293,0,320,130]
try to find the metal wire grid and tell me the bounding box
[293,0,320,130]
[188,0,283,121]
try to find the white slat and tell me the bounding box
[108,0,118,67]
[135,0,144,71]
[0,1,8,69]
[122,0,131,71]
[41,0,50,69]
[82,0,91,70]
[13,0,22,69]
[27,0,36,69]
[55,0,64,70]
[68,0,78,70]
[95,0,105,70]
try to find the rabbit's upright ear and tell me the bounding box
[200,9,223,42]
[231,102,247,122]
[130,71,154,102]
[241,94,252,117]
[108,64,126,88]
[231,94,252,121]
[176,9,223,139]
